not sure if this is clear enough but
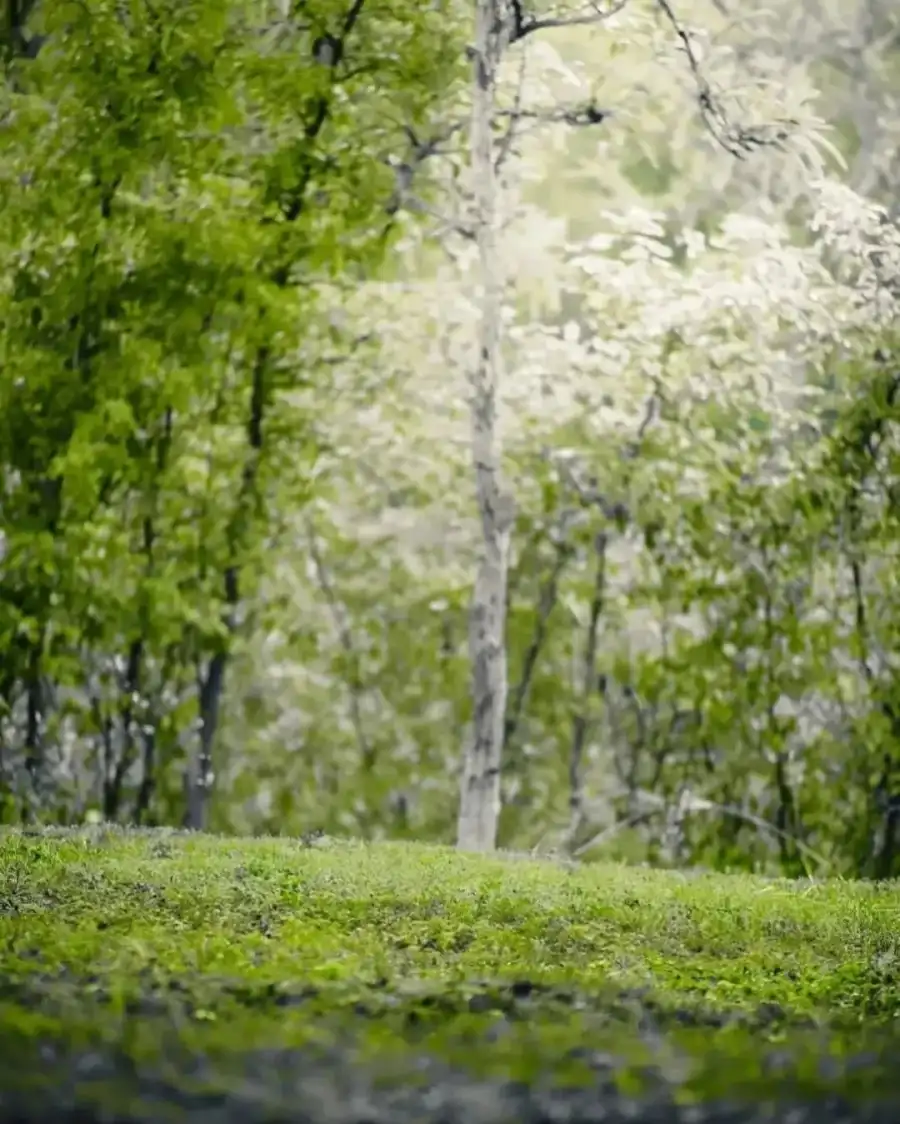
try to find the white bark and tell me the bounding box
[456,0,514,853]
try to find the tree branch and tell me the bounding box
[509,0,631,42]
[494,101,610,128]
[305,517,375,774]
[561,529,607,855]
[654,0,797,159]
[503,532,574,752]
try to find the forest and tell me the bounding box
[2,0,900,881]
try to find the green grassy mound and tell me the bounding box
[1,827,899,1122]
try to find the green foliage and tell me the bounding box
[0,0,468,825]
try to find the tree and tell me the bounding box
[246,0,897,871]
[0,0,468,827]
[451,0,837,852]
[456,1,516,852]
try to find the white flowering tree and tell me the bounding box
[210,2,900,876]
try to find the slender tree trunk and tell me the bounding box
[562,531,607,855]
[22,639,43,821]
[503,537,572,753]
[133,725,157,826]
[102,637,143,821]
[185,645,227,832]
[183,348,266,831]
[457,0,514,853]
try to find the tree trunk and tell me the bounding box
[22,638,43,821]
[184,646,227,831]
[456,0,514,853]
[562,532,607,855]
[182,346,266,831]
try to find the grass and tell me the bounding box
[1,825,899,1115]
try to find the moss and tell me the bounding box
[1,826,899,1118]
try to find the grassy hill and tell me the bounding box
[1,826,899,1122]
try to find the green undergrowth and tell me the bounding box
[1,826,899,1111]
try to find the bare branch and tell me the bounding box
[503,531,574,752]
[573,792,831,874]
[509,0,631,43]
[654,0,797,159]
[382,119,475,236]
[305,518,375,774]
[494,101,610,128]
[391,183,476,239]
[620,376,663,458]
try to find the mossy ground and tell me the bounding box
[1,826,899,1120]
